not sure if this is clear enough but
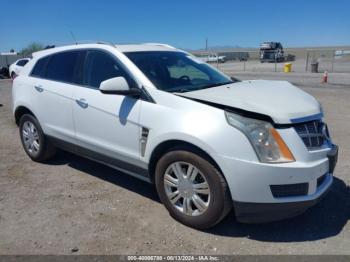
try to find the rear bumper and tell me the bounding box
[234,176,332,223]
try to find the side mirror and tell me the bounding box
[99,77,141,97]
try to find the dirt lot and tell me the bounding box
[0,78,349,255]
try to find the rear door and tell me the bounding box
[72,50,144,174]
[29,50,83,143]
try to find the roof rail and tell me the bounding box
[32,41,116,57]
[143,43,176,49]
[96,41,116,47]
[40,40,116,48]
[69,40,116,47]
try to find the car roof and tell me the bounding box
[115,43,177,52]
[32,43,178,58]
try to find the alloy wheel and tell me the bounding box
[163,162,210,216]
[22,121,40,156]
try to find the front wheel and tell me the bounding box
[155,149,232,229]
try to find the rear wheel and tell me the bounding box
[155,149,232,229]
[19,114,56,162]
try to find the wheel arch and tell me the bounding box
[148,139,225,185]
[14,106,36,126]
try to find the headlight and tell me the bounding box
[225,111,295,163]
[319,101,324,115]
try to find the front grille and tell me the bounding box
[270,183,309,198]
[294,120,328,150]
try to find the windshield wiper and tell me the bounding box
[230,77,241,83]
[168,81,235,93]
[199,81,233,90]
[167,88,191,93]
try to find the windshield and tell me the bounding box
[124,51,234,92]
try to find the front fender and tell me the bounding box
[144,132,219,164]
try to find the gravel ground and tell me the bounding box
[0,78,349,255]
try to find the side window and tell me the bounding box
[16,59,29,66]
[45,51,80,83]
[83,51,131,88]
[31,56,50,77]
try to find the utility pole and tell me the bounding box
[205,38,208,51]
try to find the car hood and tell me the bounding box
[178,80,322,124]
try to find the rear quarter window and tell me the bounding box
[16,59,29,66]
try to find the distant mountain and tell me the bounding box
[188,45,350,52]
[197,45,244,51]
[186,45,257,52]
[185,46,257,53]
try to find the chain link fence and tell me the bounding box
[191,49,350,74]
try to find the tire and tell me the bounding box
[11,72,16,80]
[19,114,56,162]
[155,149,232,229]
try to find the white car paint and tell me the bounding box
[9,58,30,78]
[179,80,321,124]
[12,43,337,223]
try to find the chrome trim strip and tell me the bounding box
[140,127,149,157]
[290,113,323,124]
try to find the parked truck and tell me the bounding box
[260,42,284,63]
[260,42,295,63]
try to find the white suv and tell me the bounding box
[9,58,31,79]
[12,43,338,229]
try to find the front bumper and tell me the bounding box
[215,143,338,223]
[233,175,332,223]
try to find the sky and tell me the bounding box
[1,0,349,52]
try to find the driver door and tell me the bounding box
[72,50,145,174]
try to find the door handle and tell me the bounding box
[76,98,88,108]
[34,85,44,92]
